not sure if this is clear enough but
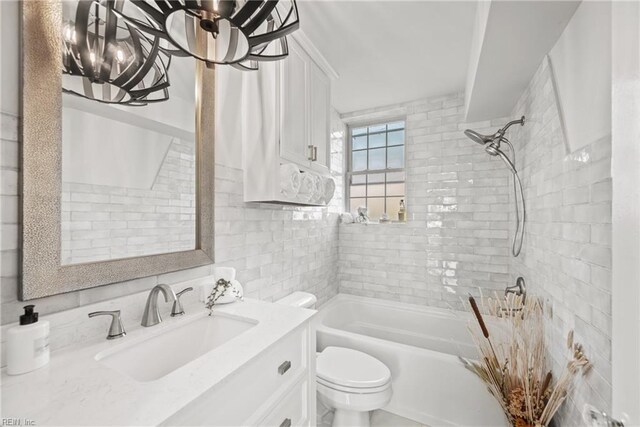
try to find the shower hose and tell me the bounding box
[503,140,526,257]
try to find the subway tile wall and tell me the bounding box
[509,59,612,423]
[338,93,513,309]
[61,138,196,264]
[0,109,344,324]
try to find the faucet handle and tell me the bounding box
[171,287,194,317]
[88,310,126,340]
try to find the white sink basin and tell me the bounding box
[96,313,257,382]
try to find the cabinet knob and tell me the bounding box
[279,418,292,427]
[278,360,292,375]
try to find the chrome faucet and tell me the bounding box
[142,284,177,327]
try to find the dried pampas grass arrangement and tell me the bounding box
[460,293,591,427]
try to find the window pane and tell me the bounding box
[352,135,367,150]
[351,174,366,184]
[387,146,404,169]
[387,130,404,146]
[367,183,385,197]
[367,173,385,184]
[368,148,386,170]
[386,182,405,196]
[388,121,404,131]
[386,171,405,183]
[350,185,366,198]
[368,133,385,148]
[367,198,384,220]
[352,127,366,136]
[386,197,404,220]
[352,150,367,171]
[368,124,386,133]
[350,198,366,213]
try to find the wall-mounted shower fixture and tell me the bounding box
[464,117,526,257]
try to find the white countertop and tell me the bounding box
[1,298,315,426]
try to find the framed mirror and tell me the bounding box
[20,1,215,300]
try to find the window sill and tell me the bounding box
[341,221,407,225]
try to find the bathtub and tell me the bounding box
[315,294,507,427]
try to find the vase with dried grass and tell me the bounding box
[460,293,591,427]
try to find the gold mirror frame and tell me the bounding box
[20,1,215,300]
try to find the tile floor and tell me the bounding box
[318,409,428,427]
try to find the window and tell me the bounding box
[348,120,405,221]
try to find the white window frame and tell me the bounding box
[345,119,407,219]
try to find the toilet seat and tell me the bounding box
[317,376,391,394]
[316,347,391,390]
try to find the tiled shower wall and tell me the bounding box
[338,93,513,309]
[509,59,612,423]
[0,106,344,325]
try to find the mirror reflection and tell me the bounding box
[60,2,197,265]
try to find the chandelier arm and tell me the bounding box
[231,1,266,26]
[243,0,279,34]
[248,20,298,47]
[121,35,162,91]
[75,1,95,80]
[111,23,145,87]
[153,0,173,15]
[99,3,119,82]
[222,27,240,63]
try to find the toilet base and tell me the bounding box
[332,409,371,427]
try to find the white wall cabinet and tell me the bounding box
[243,32,337,205]
[279,38,331,174]
[280,43,310,168]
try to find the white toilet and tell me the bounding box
[276,292,393,427]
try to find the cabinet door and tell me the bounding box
[280,43,310,167]
[309,61,331,173]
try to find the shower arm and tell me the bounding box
[499,116,525,135]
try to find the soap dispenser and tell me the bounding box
[6,305,50,375]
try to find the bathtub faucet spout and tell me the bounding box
[505,277,526,302]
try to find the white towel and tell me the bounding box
[323,177,336,204]
[309,173,324,204]
[279,163,302,198]
[297,173,314,202]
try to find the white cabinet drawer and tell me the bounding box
[259,377,309,427]
[161,325,309,426]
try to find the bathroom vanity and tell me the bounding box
[1,289,316,427]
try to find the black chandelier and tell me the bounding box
[62,0,172,105]
[113,0,300,71]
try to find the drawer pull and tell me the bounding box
[280,418,292,427]
[278,360,292,375]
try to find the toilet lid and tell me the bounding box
[317,347,391,389]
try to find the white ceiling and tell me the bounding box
[297,1,478,114]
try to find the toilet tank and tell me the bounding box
[276,292,317,309]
